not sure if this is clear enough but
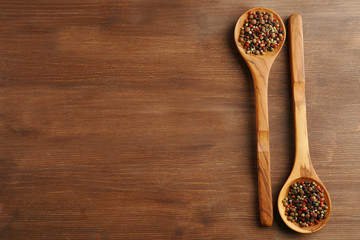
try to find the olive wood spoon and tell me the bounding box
[234,7,286,226]
[277,14,331,233]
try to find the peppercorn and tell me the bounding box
[238,11,283,54]
[283,181,328,227]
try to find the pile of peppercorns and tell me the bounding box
[238,10,284,55]
[282,181,328,227]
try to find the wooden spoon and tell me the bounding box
[277,14,331,233]
[234,7,286,226]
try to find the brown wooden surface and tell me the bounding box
[0,0,359,239]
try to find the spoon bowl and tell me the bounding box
[277,14,331,233]
[234,7,286,226]
[278,176,331,233]
[234,7,286,66]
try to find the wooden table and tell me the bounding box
[0,0,359,239]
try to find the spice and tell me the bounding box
[282,181,328,227]
[238,10,284,55]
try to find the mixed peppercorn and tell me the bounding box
[238,10,284,55]
[282,181,328,227]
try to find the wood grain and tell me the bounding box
[0,0,359,239]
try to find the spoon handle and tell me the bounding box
[251,70,273,226]
[289,14,312,168]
